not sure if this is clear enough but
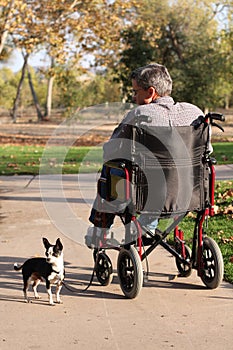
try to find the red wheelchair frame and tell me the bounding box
[93,112,225,298]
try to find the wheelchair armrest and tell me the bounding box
[104,160,127,170]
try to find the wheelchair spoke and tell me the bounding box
[117,246,143,298]
[95,252,113,286]
[200,237,223,289]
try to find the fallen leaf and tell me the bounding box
[221,237,233,244]
[222,189,233,199]
[223,205,233,214]
[213,205,220,214]
[7,163,18,167]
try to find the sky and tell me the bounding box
[0,48,94,73]
[0,49,51,72]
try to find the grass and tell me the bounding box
[0,145,103,175]
[0,142,232,175]
[212,142,233,164]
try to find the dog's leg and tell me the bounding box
[46,280,54,306]
[23,277,30,303]
[55,282,63,304]
[32,279,41,299]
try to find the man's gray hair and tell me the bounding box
[130,63,173,96]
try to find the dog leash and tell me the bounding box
[62,250,100,294]
[62,269,95,294]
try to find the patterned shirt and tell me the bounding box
[103,96,205,161]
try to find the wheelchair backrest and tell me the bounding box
[131,122,210,215]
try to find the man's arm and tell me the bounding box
[103,121,133,162]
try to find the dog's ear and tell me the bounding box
[55,238,63,251]
[43,237,51,249]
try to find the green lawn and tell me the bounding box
[0,142,232,175]
[0,144,103,175]
[212,142,233,165]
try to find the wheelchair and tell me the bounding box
[91,112,225,299]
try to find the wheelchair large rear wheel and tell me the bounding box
[95,252,113,286]
[200,237,224,289]
[117,245,143,299]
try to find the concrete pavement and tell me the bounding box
[0,167,232,350]
[214,163,233,180]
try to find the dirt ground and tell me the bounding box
[0,121,114,146]
[0,109,232,146]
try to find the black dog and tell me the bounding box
[14,238,64,305]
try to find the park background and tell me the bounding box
[0,0,232,122]
[0,0,232,283]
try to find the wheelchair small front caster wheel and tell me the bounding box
[95,252,113,286]
[200,237,223,289]
[117,245,143,299]
[175,244,192,277]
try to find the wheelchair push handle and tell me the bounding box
[205,112,225,122]
[205,112,225,132]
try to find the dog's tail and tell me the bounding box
[14,263,23,271]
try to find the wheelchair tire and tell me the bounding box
[117,245,143,299]
[175,245,192,277]
[95,252,113,286]
[200,237,224,289]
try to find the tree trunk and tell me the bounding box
[224,95,229,110]
[27,65,44,121]
[44,57,55,120]
[44,75,54,120]
[11,53,29,123]
[0,30,9,57]
[0,0,15,56]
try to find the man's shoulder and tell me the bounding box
[122,100,204,126]
[178,101,204,113]
[133,104,157,115]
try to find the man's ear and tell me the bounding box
[148,86,159,100]
[144,86,159,104]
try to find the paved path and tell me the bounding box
[0,167,232,350]
[215,163,233,180]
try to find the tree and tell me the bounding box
[114,27,156,102]
[9,0,83,121]
[27,64,43,120]
[216,4,233,108]
[2,0,232,117]
[1,0,141,121]
[116,0,233,110]
[0,0,16,58]
[54,66,121,111]
[0,67,17,108]
[11,51,29,122]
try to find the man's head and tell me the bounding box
[130,63,172,105]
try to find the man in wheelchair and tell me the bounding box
[85,63,206,249]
